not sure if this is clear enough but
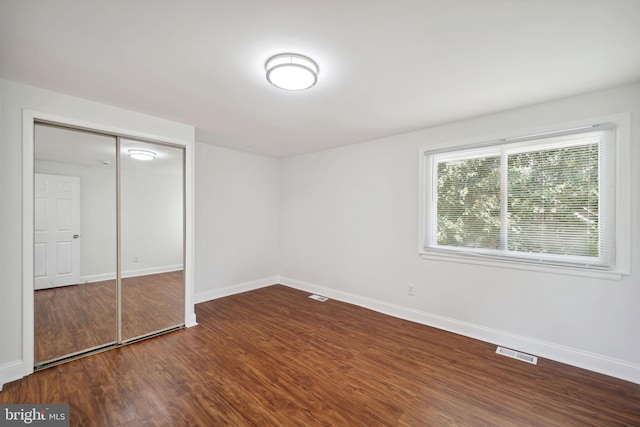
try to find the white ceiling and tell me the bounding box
[2,0,640,158]
[35,124,183,173]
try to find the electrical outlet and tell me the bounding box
[408,284,414,296]
[133,255,139,263]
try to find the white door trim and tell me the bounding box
[22,110,197,377]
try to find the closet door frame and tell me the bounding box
[22,110,197,377]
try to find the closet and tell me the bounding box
[33,122,185,367]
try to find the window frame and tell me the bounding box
[418,114,631,280]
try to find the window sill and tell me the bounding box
[419,251,624,281]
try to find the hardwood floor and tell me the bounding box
[34,271,184,364]
[122,270,184,341]
[6,285,640,426]
[34,280,117,364]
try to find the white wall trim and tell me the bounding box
[79,265,185,283]
[0,361,24,392]
[278,276,640,385]
[22,110,36,377]
[79,273,119,283]
[184,134,197,328]
[195,276,279,304]
[122,264,183,278]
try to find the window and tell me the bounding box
[420,116,630,277]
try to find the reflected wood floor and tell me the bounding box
[6,285,640,426]
[35,280,117,364]
[121,270,184,341]
[35,271,184,364]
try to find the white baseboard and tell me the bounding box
[80,265,184,283]
[278,276,640,385]
[185,312,198,328]
[122,265,184,279]
[194,276,279,304]
[80,272,116,283]
[0,360,24,392]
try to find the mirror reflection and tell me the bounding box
[34,124,117,365]
[120,139,185,341]
[34,125,186,366]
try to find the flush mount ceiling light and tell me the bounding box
[265,53,319,91]
[128,149,157,161]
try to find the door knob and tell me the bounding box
[73,234,79,239]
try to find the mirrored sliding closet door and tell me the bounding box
[34,123,185,368]
[34,124,118,365]
[120,139,185,341]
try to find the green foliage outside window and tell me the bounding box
[436,144,599,257]
[437,157,500,249]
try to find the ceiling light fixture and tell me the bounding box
[128,149,157,161]
[265,53,319,91]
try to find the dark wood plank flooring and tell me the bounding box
[35,271,184,364]
[5,285,640,426]
[34,280,117,364]
[121,270,184,341]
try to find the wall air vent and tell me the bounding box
[308,294,329,302]
[496,346,538,365]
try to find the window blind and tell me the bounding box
[424,126,616,270]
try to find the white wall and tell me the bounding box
[120,167,184,275]
[279,83,640,383]
[0,79,194,385]
[194,143,280,302]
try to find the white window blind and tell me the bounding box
[423,125,617,270]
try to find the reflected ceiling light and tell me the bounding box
[265,53,319,91]
[128,149,157,161]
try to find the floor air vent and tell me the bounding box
[496,346,538,365]
[308,294,329,302]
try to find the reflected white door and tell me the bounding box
[34,173,81,290]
